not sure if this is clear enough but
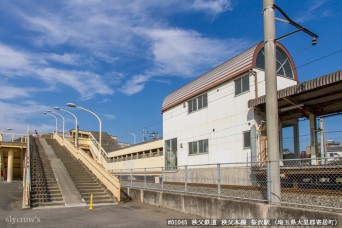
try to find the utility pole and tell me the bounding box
[320,117,327,164]
[142,129,146,142]
[263,0,281,204]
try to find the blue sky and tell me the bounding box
[0,0,341,146]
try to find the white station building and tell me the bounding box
[162,42,298,168]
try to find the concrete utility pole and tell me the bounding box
[263,0,281,204]
[320,117,327,164]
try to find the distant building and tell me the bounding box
[325,140,342,158]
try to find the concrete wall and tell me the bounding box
[124,187,341,223]
[164,166,257,185]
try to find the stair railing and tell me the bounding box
[22,133,31,209]
[88,133,111,163]
[54,133,121,202]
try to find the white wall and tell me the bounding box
[163,69,297,166]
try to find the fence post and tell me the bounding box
[161,167,164,191]
[130,168,133,188]
[267,161,271,203]
[185,166,188,193]
[217,163,221,197]
[144,168,147,188]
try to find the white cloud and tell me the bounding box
[145,28,249,78]
[35,68,114,100]
[0,101,51,134]
[46,53,81,65]
[0,84,30,100]
[0,0,246,98]
[0,44,31,70]
[120,75,150,95]
[191,0,232,15]
[102,113,116,120]
[296,0,331,23]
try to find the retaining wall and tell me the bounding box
[123,187,341,224]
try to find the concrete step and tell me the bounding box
[31,196,64,203]
[31,190,62,195]
[31,194,63,200]
[84,198,115,204]
[31,201,65,207]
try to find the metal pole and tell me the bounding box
[263,0,281,204]
[320,117,326,164]
[57,108,78,148]
[161,167,164,191]
[217,164,221,197]
[74,105,102,164]
[130,169,133,187]
[144,168,147,188]
[45,112,58,133]
[129,132,136,144]
[52,112,65,138]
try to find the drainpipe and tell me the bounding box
[250,70,258,98]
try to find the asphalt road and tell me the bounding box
[0,181,197,228]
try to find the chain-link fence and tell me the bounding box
[280,157,342,210]
[111,157,341,211]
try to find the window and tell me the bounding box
[243,131,251,148]
[235,74,249,96]
[189,139,209,155]
[256,47,294,79]
[188,93,208,113]
[165,138,177,169]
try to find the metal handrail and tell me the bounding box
[22,132,31,209]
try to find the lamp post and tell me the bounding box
[47,110,65,138]
[129,132,136,144]
[0,128,12,141]
[43,112,58,134]
[1,128,12,133]
[67,103,102,163]
[54,107,78,148]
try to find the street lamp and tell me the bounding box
[67,103,103,163]
[1,128,12,133]
[129,132,136,144]
[0,128,12,141]
[54,107,78,148]
[47,110,65,138]
[43,112,58,133]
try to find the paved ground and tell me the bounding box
[0,181,198,228]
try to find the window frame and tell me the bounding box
[243,131,251,149]
[234,74,250,96]
[189,139,209,156]
[187,93,208,114]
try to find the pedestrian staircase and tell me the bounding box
[46,139,115,204]
[30,137,64,207]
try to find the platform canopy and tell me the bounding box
[248,70,342,121]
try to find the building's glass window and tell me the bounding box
[235,74,249,96]
[256,47,294,79]
[165,138,177,169]
[188,93,208,113]
[189,139,209,155]
[243,131,251,149]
